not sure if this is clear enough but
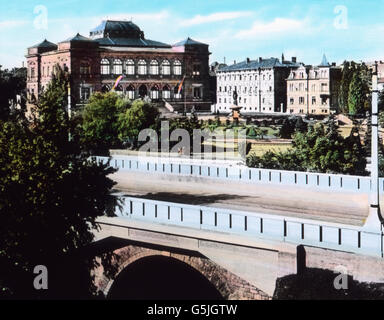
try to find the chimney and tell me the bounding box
[332,62,336,67]
[246,57,250,64]
[234,60,236,65]
[259,57,263,62]
[292,57,297,63]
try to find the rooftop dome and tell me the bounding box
[59,33,93,43]
[28,39,57,49]
[90,20,144,39]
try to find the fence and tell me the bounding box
[95,156,380,193]
[114,196,383,257]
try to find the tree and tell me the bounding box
[117,99,159,148]
[279,118,295,139]
[81,91,131,155]
[348,72,369,116]
[339,61,354,114]
[247,117,367,175]
[0,65,118,299]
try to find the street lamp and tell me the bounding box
[364,61,382,234]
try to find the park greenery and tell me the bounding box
[247,117,368,176]
[0,65,118,299]
[339,61,371,116]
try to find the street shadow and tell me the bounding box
[122,192,249,206]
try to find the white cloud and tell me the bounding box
[181,11,252,27]
[235,18,307,39]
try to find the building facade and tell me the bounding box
[215,56,300,114]
[26,20,212,112]
[286,55,341,115]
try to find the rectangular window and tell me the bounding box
[312,97,316,105]
[193,64,200,76]
[193,87,201,98]
[321,83,328,92]
[299,97,305,104]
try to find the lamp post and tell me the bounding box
[364,61,382,235]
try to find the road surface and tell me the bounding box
[110,171,370,226]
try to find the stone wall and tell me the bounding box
[93,244,271,300]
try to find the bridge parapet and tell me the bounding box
[108,196,383,258]
[95,156,378,194]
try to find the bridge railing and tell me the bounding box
[112,196,383,257]
[95,156,378,193]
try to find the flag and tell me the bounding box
[112,75,124,90]
[177,75,186,95]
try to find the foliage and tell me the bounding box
[339,61,355,114]
[279,117,306,139]
[348,72,370,115]
[118,99,159,148]
[248,117,367,175]
[339,61,371,115]
[81,91,131,155]
[0,65,118,299]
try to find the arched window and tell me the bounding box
[173,60,182,75]
[162,85,171,99]
[113,59,123,75]
[161,60,170,75]
[127,85,135,100]
[101,59,110,75]
[150,86,159,100]
[126,59,135,75]
[150,60,159,75]
[138,60,147,75]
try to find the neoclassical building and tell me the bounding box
[215,56,300,114]
[286,55,341,115]
[26,20,212,112]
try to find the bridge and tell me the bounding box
[91,155,384,300]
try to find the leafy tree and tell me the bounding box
[81,91,131,155]
[348,72,369,115]
[339,61,355,114]
[118,99,159,148]
[0,65,118,299]
[279,118,296,139]
[247,117,367,175]
[295,117,308,133]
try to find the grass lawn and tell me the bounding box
[249,143,292,157]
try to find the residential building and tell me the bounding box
[286,55,341,115]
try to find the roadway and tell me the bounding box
[109,171,370,226]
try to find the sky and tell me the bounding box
[0,0,384,69]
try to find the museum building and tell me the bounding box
[26,20,212,112]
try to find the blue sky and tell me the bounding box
[0,0,383,69]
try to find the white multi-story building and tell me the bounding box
[215,56,300,114]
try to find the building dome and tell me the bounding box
[90,20,144,39]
